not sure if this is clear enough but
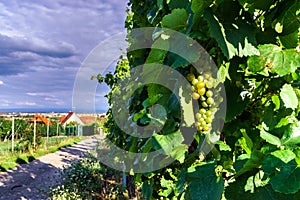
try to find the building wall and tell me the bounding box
[64,114,84,126]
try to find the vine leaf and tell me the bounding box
[162,8,188,30]
[247,44,300,77]
[262,150,300,194]
[281,122,300,146]
[216,141,232,151]
[271,95,280,110]
[279,30,298,48]
[186,163,224,200]
[158,177,175,197]
[203,8,259,59]
[260,129,282,147]
[224,81,250,122]
[280,84,298,110]
[234,151,265,177]
[152,130,184,154]
[191,0,212,29]
[146,37,169,64]
[225,172,300,200]
[217,63,231,83]
[272,0,300,35]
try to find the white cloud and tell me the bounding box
[27,92,55,97]
[16,101,37,106]
[0,80,4,85]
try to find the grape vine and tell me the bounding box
[96,0,300,199]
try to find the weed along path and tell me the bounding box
[0,137,99,200]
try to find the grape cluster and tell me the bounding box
[187,73,218,132]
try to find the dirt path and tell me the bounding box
[0,137,99,200]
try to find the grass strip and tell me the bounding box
[0,136,82,172]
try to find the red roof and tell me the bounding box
[30,114,52,126]
[60,112,73,125]
[79,116,97,124]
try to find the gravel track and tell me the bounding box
[0,137,99,200]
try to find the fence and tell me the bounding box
[65,124,96,136]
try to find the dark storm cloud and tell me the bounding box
[0,0,128,109]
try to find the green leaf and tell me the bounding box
[146,37,169,64]
[167,0,189,10]
[204,8,259,59]
[159,176,175,197]
[225,81,250,122]
[235,151,265,177]
[247,44,300,76]
[262,150,300,194]
[216,141,232,151]
[152,130,184,155]
[133,109,146,121]
[225,172,300,200]
[217,63,231,83]
[241,129,253,152]
[169,144,187,163]
[281,122,300,146]
[157,0,164,10]
[162,8,188,30]
[260,129,282,147]
[271,95,280,110]
[280,84,298,110]
[166,52,190,68]
[191,0,212,29]
[142,179,154,198]
[186,163,224,200]
[142,94,163,108]
[272,0,300,35]
[178,87,194,127]
[279,30,299,48]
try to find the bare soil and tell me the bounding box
[0,137,99,200]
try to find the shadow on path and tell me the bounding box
[0,137,98,200]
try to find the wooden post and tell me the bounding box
[46,120,49,147]
[11,117,14,152]
[33,119,36,149]
[56,122,59,136]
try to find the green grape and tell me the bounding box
[199,118,205,122]
[206,97,214,105]
[196,113,201,120]
[206,81,213,89]
[206,90,213,97]
[202,102,208,107]
[192,92,200,100]
[198,87,206,96]
[211,107,217,113]
[195,122,201,127]
[197,125,203,131]
[204,73,211,80]
[203,124,209,131]
[187,73,195,81]
[205,117,212,123]
[192,78,199,85]
[191,85,196,92]
[201,121,207,126]
[199,108,206,114]
[197,75,204,82]
[206,110,212,117]
[197,82,206,89]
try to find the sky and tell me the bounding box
[0,0,128,112]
